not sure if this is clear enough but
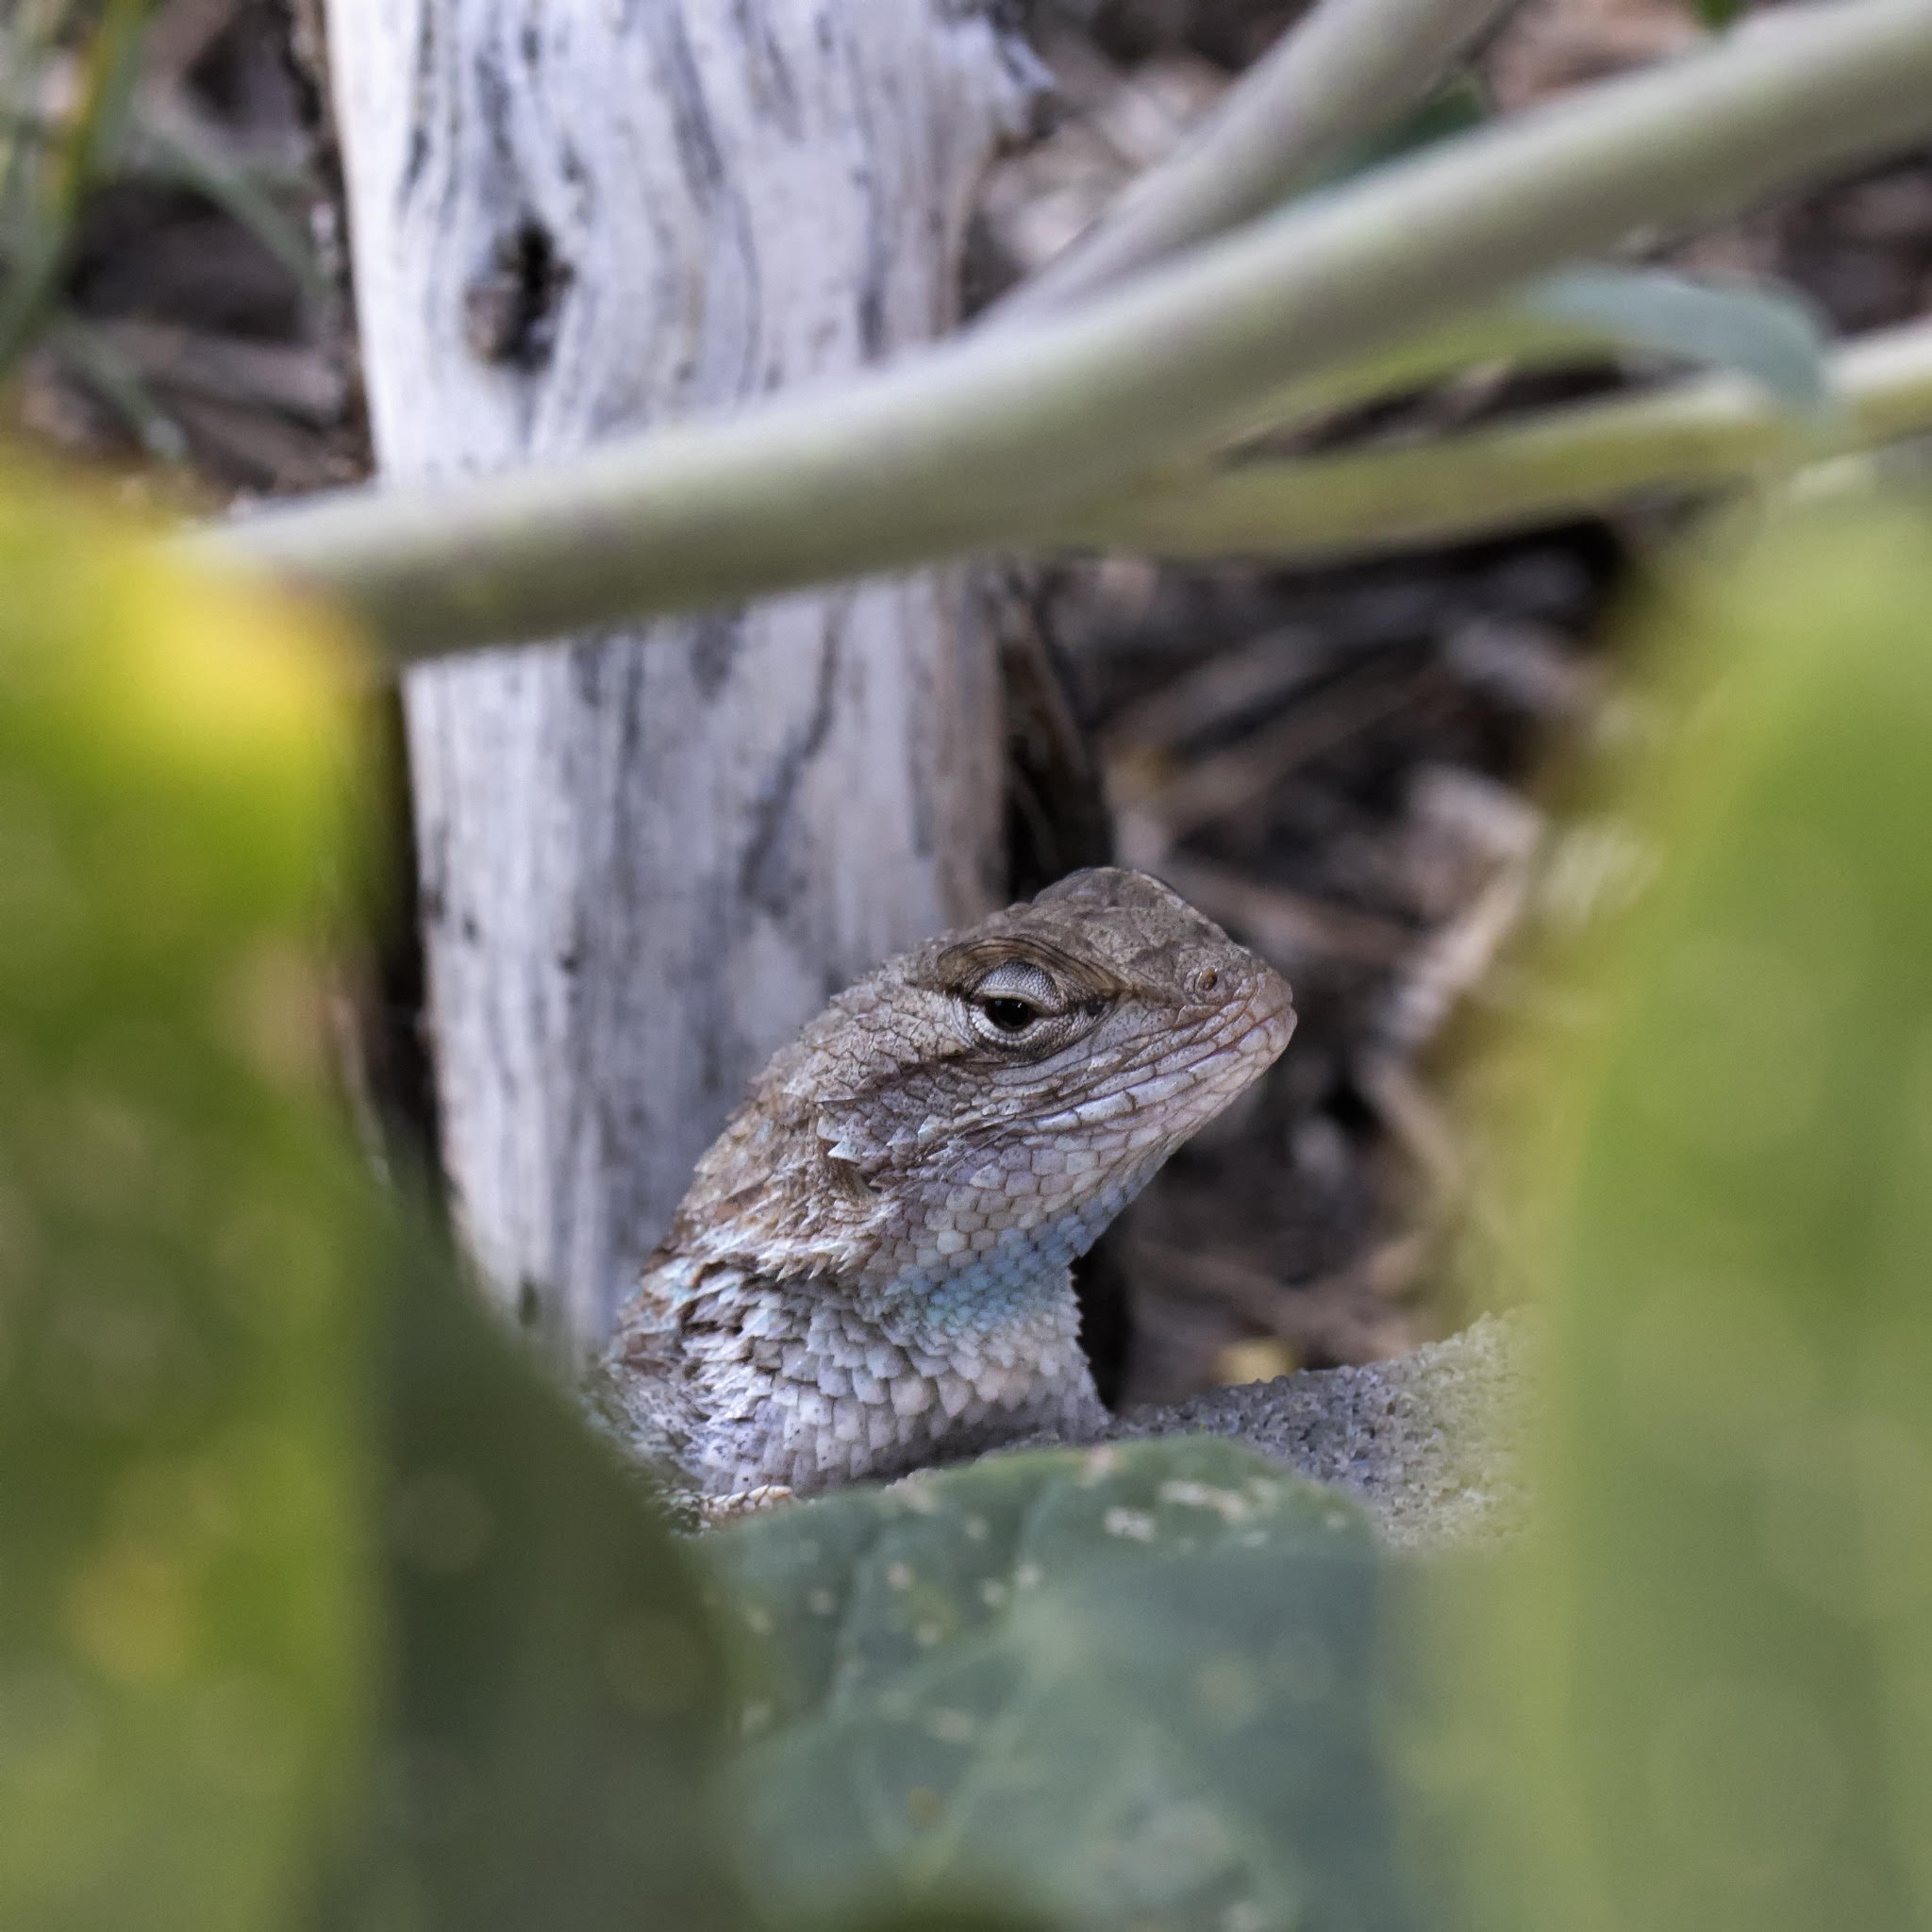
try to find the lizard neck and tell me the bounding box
[863,1162,1152,1346]
[633,1218,1108,1497]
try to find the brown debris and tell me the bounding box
[986,4,1932,1409]
[7,0,368,498]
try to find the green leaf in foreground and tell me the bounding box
[1524,265,1830,411]
[1458,496,1932,1932]
[0,470,371,1932]
[0,460,751,1932]
[708,1439,1418,1932]
[318,1209,746,1932]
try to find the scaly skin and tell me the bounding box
[596,868,1295,1502]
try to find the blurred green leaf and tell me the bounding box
[1454,496,1932,1932]
[317,1205,747,1932]
[1525,265,1830,410]
[0,465,372,1932]
[0,460,754,1932]
[1228,266,1832,449]
[709,1439,1417,1932]
[1298,57,1824,435]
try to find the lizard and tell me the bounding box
[593,866,1295,1509]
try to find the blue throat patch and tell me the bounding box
[875,1168,1153,1343]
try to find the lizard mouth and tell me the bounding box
[1240,960,1297,1064]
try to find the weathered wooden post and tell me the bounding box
[325,0,1043,1349]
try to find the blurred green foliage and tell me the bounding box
[708,1439,1410,1932]
[5,454,1932,1932]
[320,1211,745,1932]
[0,469,745,1932]
[1429,498,1932,1932]
[0,463,372,1930]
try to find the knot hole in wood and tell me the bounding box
[463,217,575,370]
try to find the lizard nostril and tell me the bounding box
[1195,966,1219,995]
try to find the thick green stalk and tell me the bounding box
[987,0,1516,323]
[192,0,1932,661]
[1061,320,1932,561]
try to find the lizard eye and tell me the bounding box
[960,959,1074,1047]
[977,995,1040,1033]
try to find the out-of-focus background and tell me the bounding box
[17,0,1928,1404]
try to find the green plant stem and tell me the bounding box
[1058,319,1932,561]
[986,0,1517,324]
[191,0,1932,663]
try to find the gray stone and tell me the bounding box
[1108,1312,1538,1550]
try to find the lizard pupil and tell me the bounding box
[979,996,1038,1033]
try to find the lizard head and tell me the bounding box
[917,865,1294,1159]
[667,869,1294,1325]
